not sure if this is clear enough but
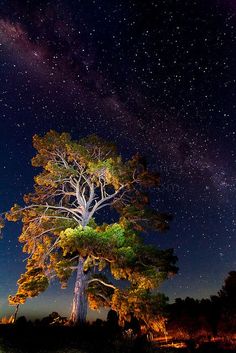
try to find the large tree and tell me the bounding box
[6,131,177,325]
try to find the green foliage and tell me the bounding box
[111,287,169,330]
[59,224,126,257]
[9,262,49,306]
[54,259,73,288]
[59,223,177,290]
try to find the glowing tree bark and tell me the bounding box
[70,257,88,324]
[5,131,176,325]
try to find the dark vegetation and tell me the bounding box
[0,312,235,353]
[167,271,236,340]
[0,312,151,353]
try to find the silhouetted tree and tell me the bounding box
[219,271,236,303]
[218,271,236,333]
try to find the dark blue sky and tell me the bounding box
[0,0,235,319]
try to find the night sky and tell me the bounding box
[0,0,235,320]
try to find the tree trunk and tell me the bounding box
[70,256,88,325]
[13,304,19,323]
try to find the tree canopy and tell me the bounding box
[5,130,177,327]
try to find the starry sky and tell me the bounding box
[0,0,235,320]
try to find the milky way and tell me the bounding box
[0,11,234,194]
[0,0,235,318]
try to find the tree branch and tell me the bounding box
[88,278,116,290]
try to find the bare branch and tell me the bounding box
[88,278,116,290]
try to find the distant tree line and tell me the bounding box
[166,271,236,339]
